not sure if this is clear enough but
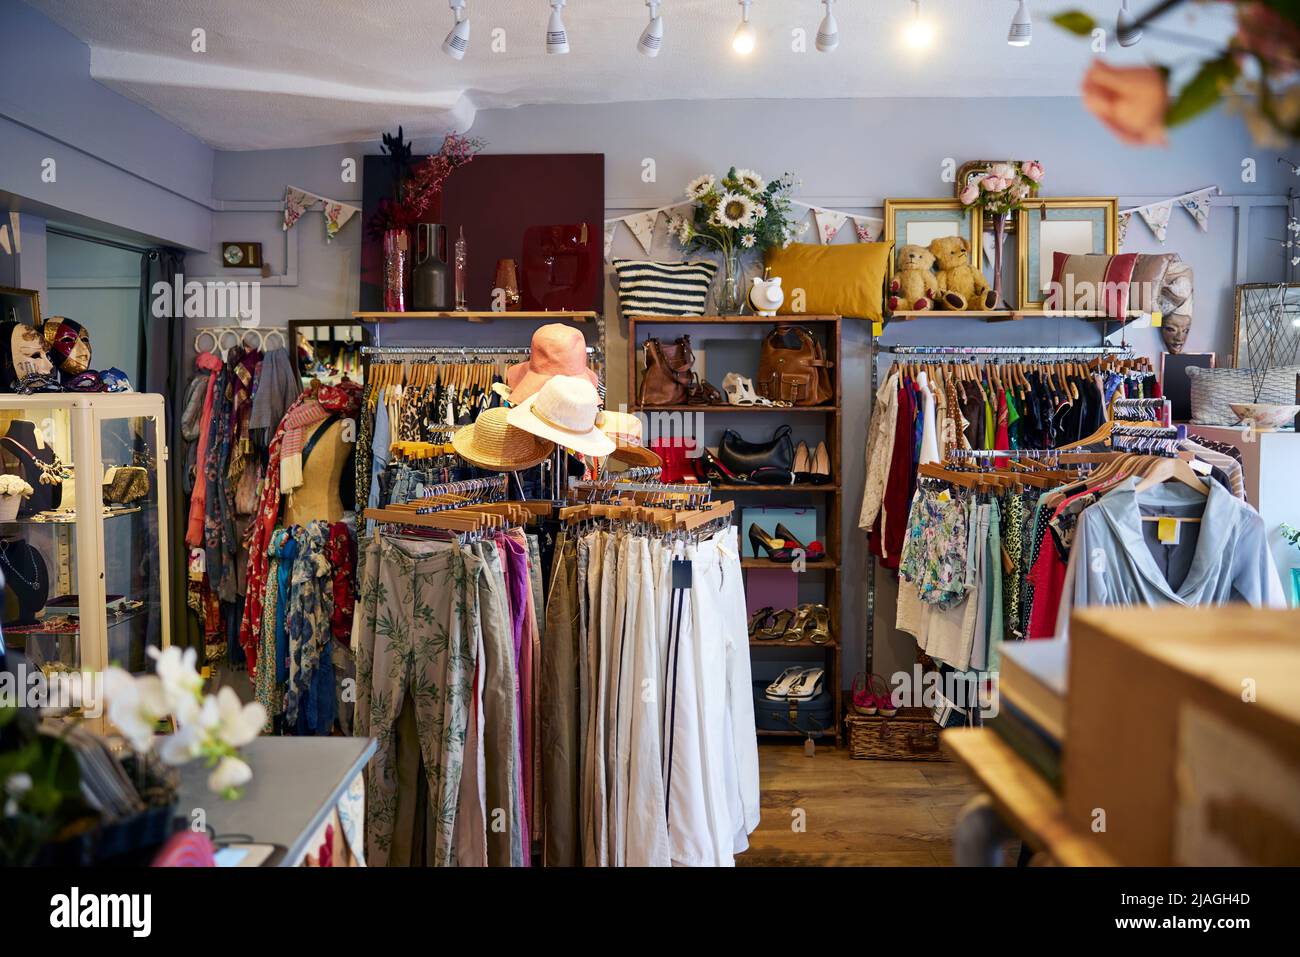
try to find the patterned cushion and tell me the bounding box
[1186,365,1300,425]
[1049,252,1138,320]
[1128,253,1175,313]
[612,259,717,317]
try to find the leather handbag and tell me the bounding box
[638,335,695,406]
[756,325,834,406]
[719,424,794,476]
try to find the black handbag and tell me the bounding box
[718,425,794,476]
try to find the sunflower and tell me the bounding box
[716,191,757,228]
[735,168,765,192]
[686,174,716,200]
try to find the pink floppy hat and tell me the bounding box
[505,323,599,404]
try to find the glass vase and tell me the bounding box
[382,228,409,312]
[718,250,744,315]
[990,212,1007,310]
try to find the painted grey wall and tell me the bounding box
[1,2,214,251]
[188,95,1291,684]
[45,233,142,382]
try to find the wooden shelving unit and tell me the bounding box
[889,309,1151,323]
[626,313,844,745]
[353,310,597,323]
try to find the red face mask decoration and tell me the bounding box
[43,317,92,375]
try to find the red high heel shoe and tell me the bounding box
[773,523,826,562]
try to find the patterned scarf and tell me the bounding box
[238,380,361,674]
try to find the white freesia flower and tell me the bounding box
[735,168,765,192]
[208,756,253,794]
[716,192,757,228]
[686,174,716,199]
[5,772,32,797]
[148,645,204,719]
[103,668,169,752]
[215,686,267,748]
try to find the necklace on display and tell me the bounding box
[0,540,42,589]
[0,435,70,485]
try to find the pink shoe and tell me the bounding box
[871,674,899,717]
[852,672,877,716]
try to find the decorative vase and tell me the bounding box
[990,212,1007,310]
[0,493,21,521]
[493,258,521,311]
[453,226,468,312]
[718,250,744,315]
[411,223,450,311]
[382,228,410,312]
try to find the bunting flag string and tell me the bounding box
[1122,186,1218,245]
[282,185,361,243]
[0,214,18,256]
[813,208,849,245]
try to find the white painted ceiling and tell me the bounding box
[28,0,1237,151]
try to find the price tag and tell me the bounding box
[1157,516,1180,544]
[200,666,212,680]
[1151,311,1163,328]
[937,489,952,503]
[1189,457,1212,475]
[872,320,883,338]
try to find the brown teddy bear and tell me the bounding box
[888,244,939,312]
[930,235,996,311]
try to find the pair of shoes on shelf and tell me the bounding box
[765,666,825,701]
[792,441,831,485]
[750,603,832,644]
[747,522,826,563]
[722,372,791,408]
[851,672,899,717]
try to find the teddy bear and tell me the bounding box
[887,244,939,313]
[930,235,996,311]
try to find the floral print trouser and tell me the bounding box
[355,537,480,867]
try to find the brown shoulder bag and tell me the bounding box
[756,325,834,406]
[638,335,695,406]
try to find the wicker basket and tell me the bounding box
[846,708,946,761]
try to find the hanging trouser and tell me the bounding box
[473,540,524,867]
[607,534,633,866]
[354,537,480,867]
[540,531,581,865]
[581,530,609,866]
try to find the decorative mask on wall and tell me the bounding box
[1158,259,1193,354]
[42,316,92,376]
[0,320,54,390]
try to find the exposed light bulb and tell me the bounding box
[903,1,933,49]
[442,0,470,59]
[733,0,755,55]
[1116,0,1142,47]
[639,1,664,57]
[816,0,838,53]
[1007,0,1032,47]
[546,0,569,55]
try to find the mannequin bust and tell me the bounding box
[283,419,350,526]
[0,420,63,516]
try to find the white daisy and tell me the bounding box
[735,168,766,192]
[717,191,757,228]
[741,234,756,248]
[752,203,768,220]
[686,174,716,200]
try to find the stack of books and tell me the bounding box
[992,640,1067,789]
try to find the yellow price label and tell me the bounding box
[1151,311,1163,327]
[872,320,883,337]
[1157,516,1179,544]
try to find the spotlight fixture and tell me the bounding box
[1007,0,1031,47]
[442,0,470,59]
[546,0,569,55]
[639,1,664,57]
[733,0,756,55]
[903,0,933,49]
[1116,0,1142,47]
[816,0,838,53]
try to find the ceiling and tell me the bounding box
[28,0,1238,151]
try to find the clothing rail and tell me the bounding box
[947,448,1074,460]
[875,345,1133,356]
[568,476,711,502]
[361,345,596,357]
[411,473,509,511]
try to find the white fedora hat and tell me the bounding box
[507,375,615,458]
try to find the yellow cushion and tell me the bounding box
[763,242,893,321]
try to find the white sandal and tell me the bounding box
[765,666,806,700]
[787,667,825,702]
[723,372,773,407]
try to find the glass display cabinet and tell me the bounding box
[0,394,170,679]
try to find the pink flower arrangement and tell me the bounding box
[959,161,1044,216]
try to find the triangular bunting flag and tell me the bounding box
[322,200,360,242]
[814,208,848,245]
[1177,188,1214,233]
[624,210,658,254]
[283,186,315,232]
[851,216,878,243]
[1118,212,1131,248]
[0,226,9,256]
[603,222,617,259]
[8,213,19,254]
[1137,201,1173,243]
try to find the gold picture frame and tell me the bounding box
[883,199,982,276]
[0,285,41,328]
[1016,197,1118,312]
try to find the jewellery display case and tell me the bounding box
[0,394,170,677]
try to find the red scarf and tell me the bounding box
[238,381,361,673]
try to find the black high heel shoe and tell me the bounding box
[748,523,796,563]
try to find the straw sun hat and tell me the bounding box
[598,410,662,468]
[452,407,556,471]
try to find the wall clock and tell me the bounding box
[221,242,263,268]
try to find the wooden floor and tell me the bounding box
[738,742,981,866]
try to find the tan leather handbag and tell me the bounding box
[638,335,695,406]
[757,325,834,406]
